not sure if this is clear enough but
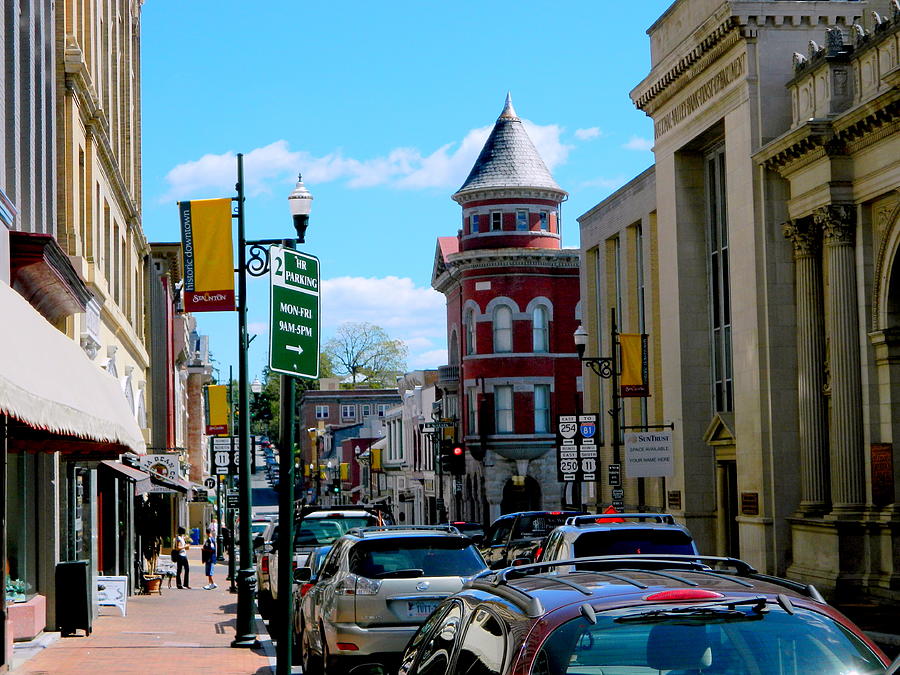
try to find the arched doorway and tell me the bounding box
[501,476,541,514]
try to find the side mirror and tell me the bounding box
[293,567,312,582]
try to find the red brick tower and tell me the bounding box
[432,94,581,522]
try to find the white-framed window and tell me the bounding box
[464,308,476,355]
[495,385,514,434]
[493,305,512,353]
[532,305,549,352]
[361,404,371,417]
[491,211,502,231]
[470,214,479,233]
[377,404,389,417]
[534,385,550,433]
[467,386,478,433]
[539,211,549,231]
[706,145,732,413]
[341,404,356,420]
[516,210,528,231]
[315,405,329,419]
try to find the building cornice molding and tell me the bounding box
[452,185,567,206]
[434,247,578,293]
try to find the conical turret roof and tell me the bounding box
[454,94,563,199]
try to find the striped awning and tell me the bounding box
[0,280,145,454]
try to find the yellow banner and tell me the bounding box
[620,333,649,397]
[340,462,350,480]
[206,385,229,434]
[371,447,382,471]
[179,198,235,312]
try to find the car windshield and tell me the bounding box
[348,537,487,578]
[573,529,695,558]
[294,517,376,546]
[532,605,886,675]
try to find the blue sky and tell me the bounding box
[140,2,666,382]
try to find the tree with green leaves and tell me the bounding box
[322,322,407,388]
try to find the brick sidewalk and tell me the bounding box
[12,552,274,675]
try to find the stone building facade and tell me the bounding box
[433,96,582,524]
[577,0,898,602]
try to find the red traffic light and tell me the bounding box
[452,446,463,456]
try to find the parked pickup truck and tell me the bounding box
[479,510,585,569]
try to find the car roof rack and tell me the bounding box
[564,513,677,526]
[468,554,825,602]
[346,525,462,538]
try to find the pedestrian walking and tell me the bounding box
[208,516,218,540]
[202,527,218,590]
[171,526,191,589]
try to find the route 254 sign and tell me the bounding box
[556,414,598,482]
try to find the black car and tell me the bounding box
[480,511,585,568]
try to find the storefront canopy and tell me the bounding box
[98,460,153,495]
[0,281,145,454]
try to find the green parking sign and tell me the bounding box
[269,246,320,379]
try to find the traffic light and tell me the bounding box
[439,439,453,474]
[331,479,340,494]
[449,444,465,476]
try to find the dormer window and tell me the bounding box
[539,211,549,231]
[516,210,528,231]
[491,212,502,231]
[470,214,479,233]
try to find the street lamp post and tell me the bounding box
[232,156,312,651]
[574,308,620,511]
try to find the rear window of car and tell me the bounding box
[294,516,378,546]
[572,529,695,558]
[532,606,886,675]
[348,537,487,578]
[514,514,574,539]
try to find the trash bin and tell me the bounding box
[191,528,201,545]
[56,560,92,637]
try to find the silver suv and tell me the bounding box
[297,525,487,674]
[537,512,697,571]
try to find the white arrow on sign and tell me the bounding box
[285,345,304,354]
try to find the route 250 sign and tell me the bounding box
[556,414,599,482]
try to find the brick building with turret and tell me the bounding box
[432,95,581,524]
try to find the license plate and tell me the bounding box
[406,601,438,618]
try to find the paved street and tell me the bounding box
[12,550,275,675]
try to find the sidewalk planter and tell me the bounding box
[7,595,46,641]
[142,575,162,595]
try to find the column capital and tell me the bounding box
[814,204,856,246]
[783,220,818,258]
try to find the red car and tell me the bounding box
[368,554,896,675]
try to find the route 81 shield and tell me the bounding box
[580,421,596,438]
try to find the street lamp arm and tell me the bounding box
[581,356,614,379]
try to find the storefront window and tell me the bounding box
[7,453,39,599]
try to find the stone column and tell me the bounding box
[815,204,866,512]
[783,219,829,512]
[715,462,728,556]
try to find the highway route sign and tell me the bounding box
[269,246,320,379]
[556,414,599,482]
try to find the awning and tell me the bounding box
[98,460,153,495]
[147,472,190,494]
[0,280,145,454]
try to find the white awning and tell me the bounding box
[370,437,386,450]
[0,281,145,453]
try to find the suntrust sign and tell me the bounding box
[624,431,674,478]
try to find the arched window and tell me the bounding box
[493,305,512,353]
[464,309,476,355]
[532,305,549,352]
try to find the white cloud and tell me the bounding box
[575,127,602,140]
[248,321,269,336]
[160,119,572,201]
[580,176,628,191]
[320,276,447,369]
[623,136,654,152]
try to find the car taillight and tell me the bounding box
[354,575,382,596]
[300,583,314,596]
[261,557,269,573]
[644,589,724,602]
[534,546,544,560]
[337,575,356,595]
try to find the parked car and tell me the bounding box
[254,518,279,617]
[388,553,896,675]
[536,512,697,569]
[446,521,484,544]
[480,510,585,568]
[297,524,487,674]
[267,505,395,622]
[291,545,332,665]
